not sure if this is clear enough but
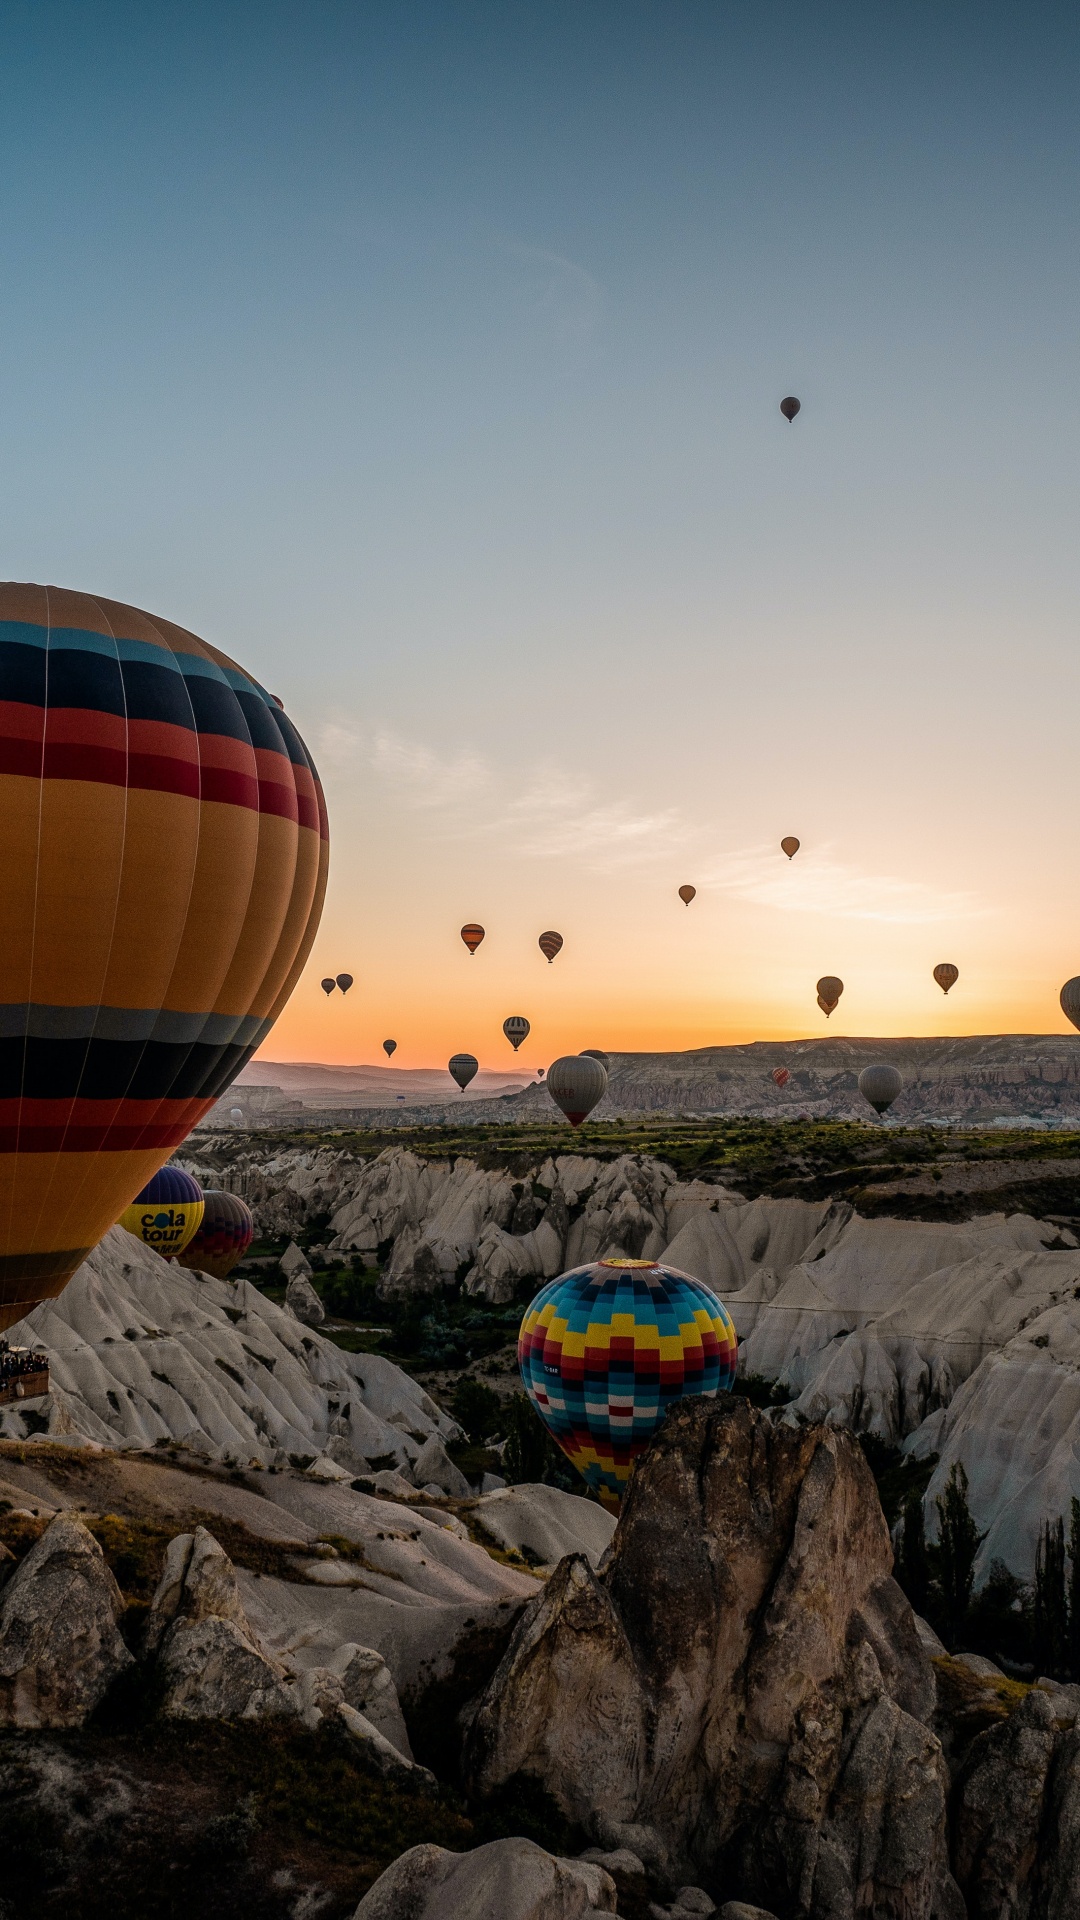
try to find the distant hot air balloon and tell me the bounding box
[449,1052,479,1091]
[321,978,336,995]
[1061,979,1080,1032]
[538,930,564,964]
[336,973,353,994]
[546,1053,607,1127]
[460,924,485,955]
[383,1039,397,1058]
[772,1067,790,1088]
[781,837,800,860]
[858,1064,903,1116]
[120,1167,205,1259]
[0,582,326,1333]
[581,1048,610,1070]
[678,885,696,906]
[780,397,801,423]
[519,1258,737,1510]
[229,1107,244,1126]
[934,964,959,996]
[178,1190,254,1279]
[503,1016,530,1051]
[817,976,843,1017]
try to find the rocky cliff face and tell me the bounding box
[465,1395,960,1920]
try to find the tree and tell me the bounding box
[502,1393,551,1484]
[897,1490,931,1616]
[1033,1516,1068,1678]
[1068,1499,1080,1680]
[933,1463,985,1649]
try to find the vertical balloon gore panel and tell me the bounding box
[0,583,327,1331]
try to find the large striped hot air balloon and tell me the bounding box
[120,1166,205,1258]
[519,1257,738,1510]
[178,1188,255,1278]
[0,583,327,1331]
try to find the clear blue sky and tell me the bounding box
[1,3,1077,1063]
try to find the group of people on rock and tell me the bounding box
[0,1341,48,1386]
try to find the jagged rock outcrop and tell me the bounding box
[352,1837,617,1919]
[465,1396,958,1920]
[151,1526,298,1720]
[0,1513,132,1726]
[285,1270,327,1326]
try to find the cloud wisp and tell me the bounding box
[700,843,985,925]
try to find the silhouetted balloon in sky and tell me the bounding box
[780,396,801,422]
[546,1053,607,1126]
[320,978,336,995]
[581,1048,610,1070]
[538,930,563,964]
[781,836,800,859]
[518,1258,738,1509]
[0,582,327,1332]
[449,1052,478,1090]
[336,973,353,994]
[460,923,485,955]
[772,1067,790,1088]
[383,1039,397,1058]
[678,885,696,905]
[503,1016,530,1051]
[858,1064,903,1115]
[1060,978,1080,1032]
[817,976,843,1016]
[934,964,959,995]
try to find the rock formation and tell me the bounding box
[465,1395,959,1920]
[0,1513,132,1726]
[351,1837,618,1919]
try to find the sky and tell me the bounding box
[0,1,1078,1072]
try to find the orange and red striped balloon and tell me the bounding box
[0,583,327,1330]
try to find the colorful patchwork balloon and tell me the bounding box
[518,1257,738,1510]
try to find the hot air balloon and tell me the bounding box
[781,837,800,860]
[934,964,959,996]
[581,1048,610,1070]
[518,1258,738,1510]
[336,973,353,994]
[546,1053,607,1127]
[1061,979,1080,1032]
[678,885,696,906]
[321,978,336,995]
[229,1107,244,1126]
[817,976,843,1017]
[449,1052,478,1091]
[0,583,326,1333]
[780,397,801,423]
[120,1167,205,1258]
[503,1016,530,1051]
[460,924,485,956]
[178,1189,254,1279]
[772,1067,790,1088]
[537,1068,545,1078]
[538,930,564,964]
[383,1039,397,1058]
[858,1064,903,1116]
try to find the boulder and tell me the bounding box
[150,1526,297,1721]
[337,1701,436,1788]
[352,1837,617,1919]
[0,1513,132,1726]
[285,1270,326,1326]
[951,1687,1058,1916]
[412,1433,471,1498]
[280,1240,315,1281]
[326,1640,413,1756]
[465,1396,955,1920]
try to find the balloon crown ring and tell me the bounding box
[597,1257,660,1269]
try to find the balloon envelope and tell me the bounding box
[0,583,327,1332]
[119,1166,205,1259]
[858,1064,903,1116]
[336,973,353,994]
[320,978,336,995]
[1061,978,1080,1033]
[546,1053,607,1126]
[781,837,800,859]
[538,930,564,964]
[449,1052,478,1090]
[580,1048,610,1070]
[382,1039,397,1058]
[519,1258,738,1509]
[816,976,843,1016]
[460,924,485,955]
[780,396,801,422]
[678,885,696,905]
[934,964,959,995]
[178,1189,254,1279]
[772,1067,790,1088]
[503,1016,530,1051]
